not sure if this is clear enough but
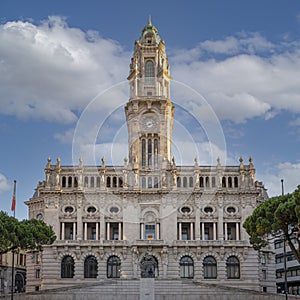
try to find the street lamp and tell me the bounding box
[281,179,288,300]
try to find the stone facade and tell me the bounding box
[25,19,275,294]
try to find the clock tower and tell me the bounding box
[125,17,174,171]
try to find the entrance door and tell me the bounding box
[140,254,158,278]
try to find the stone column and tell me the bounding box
[118,222,122,240]
[213,222,217,240]
[84,222,87,240]
[179,222,182,240]
[201,222,205,241]
[96,222,99,240]
[190,223,194,240]
[236,223,240,240]
[73,222,76,240]
[140,223,144,239]
[224,223,228,240]
[61,222,65,240]
[107,222,110,240]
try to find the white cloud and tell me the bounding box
[0,16,129,123]
[1,17,300,134]
[0,173,11,193]
[198,32,274,55]
[171,41,300,123]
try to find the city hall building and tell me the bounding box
[25,19,275,296]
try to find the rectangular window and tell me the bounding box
[180,223,192,240]
[225,223,239,240]
[145,224,155,240]
[109,223,121,240]
[35,269,40,279]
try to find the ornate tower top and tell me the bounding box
[138,15,161,45]
[128,18,171,100]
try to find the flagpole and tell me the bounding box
[11,180,16,300]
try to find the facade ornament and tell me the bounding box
[239,157,243,169]
[194,156,198,167]
[196,246,202,260]
[55,157,61,188]
[131,246,139,278]
[122,246,127,260]
[134,170,139,188]
[77,157,83,189]
[162,172,167,189]
[217,157,221,167]
[101,156,105,168]
[249,157,253,169]
[172,156,176,167]
[99,246,104,259]
[44,157,51,187]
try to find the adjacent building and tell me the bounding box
[0,252,26,295]
[25,19,275,294]
[275,237,300,295]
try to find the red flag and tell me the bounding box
[11,180,16,212]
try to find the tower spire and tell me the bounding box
[148,15,152,26]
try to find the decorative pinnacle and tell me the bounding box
[148,15,152,26]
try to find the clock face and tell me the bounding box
[142,116,158,131]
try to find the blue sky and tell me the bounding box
[1,0,300,219]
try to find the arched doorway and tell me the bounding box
[140,254,158,278]
[15,273,25,293]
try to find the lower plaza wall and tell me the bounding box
[0,279,298,300]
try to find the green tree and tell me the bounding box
[0,211,56,254]
[243,185,300,263]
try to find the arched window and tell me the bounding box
[145,60,154,78]
[15,273,25,293]
[84,176,89,188]
[180,256,194,279]
[228,177,232,188]
[118,177,123,188]
[226,256,240,279]
[62,176,66,188]
[142,139,146,166]
[189,177,193,188]
[199,176,204,188]
[183,177,187,188]
[61,255,74,278]
[212,177,216,188]
[222,176,226,188]
[113,176,117,188]
[148,177,152,188]
[177,177,181,188]
[74,177,78,188]
[106,176,111,188]
[234,176,239,188]
[84,255,98,278]
[90,177,95,188]
[68,176,72,188]
[205,176,210,188]
[154,177,158,188]
[107,256,121,278]
[96,176,101,188]
[203,256,217,279]
[142,177,146,188]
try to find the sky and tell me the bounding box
[1,0,300,220]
